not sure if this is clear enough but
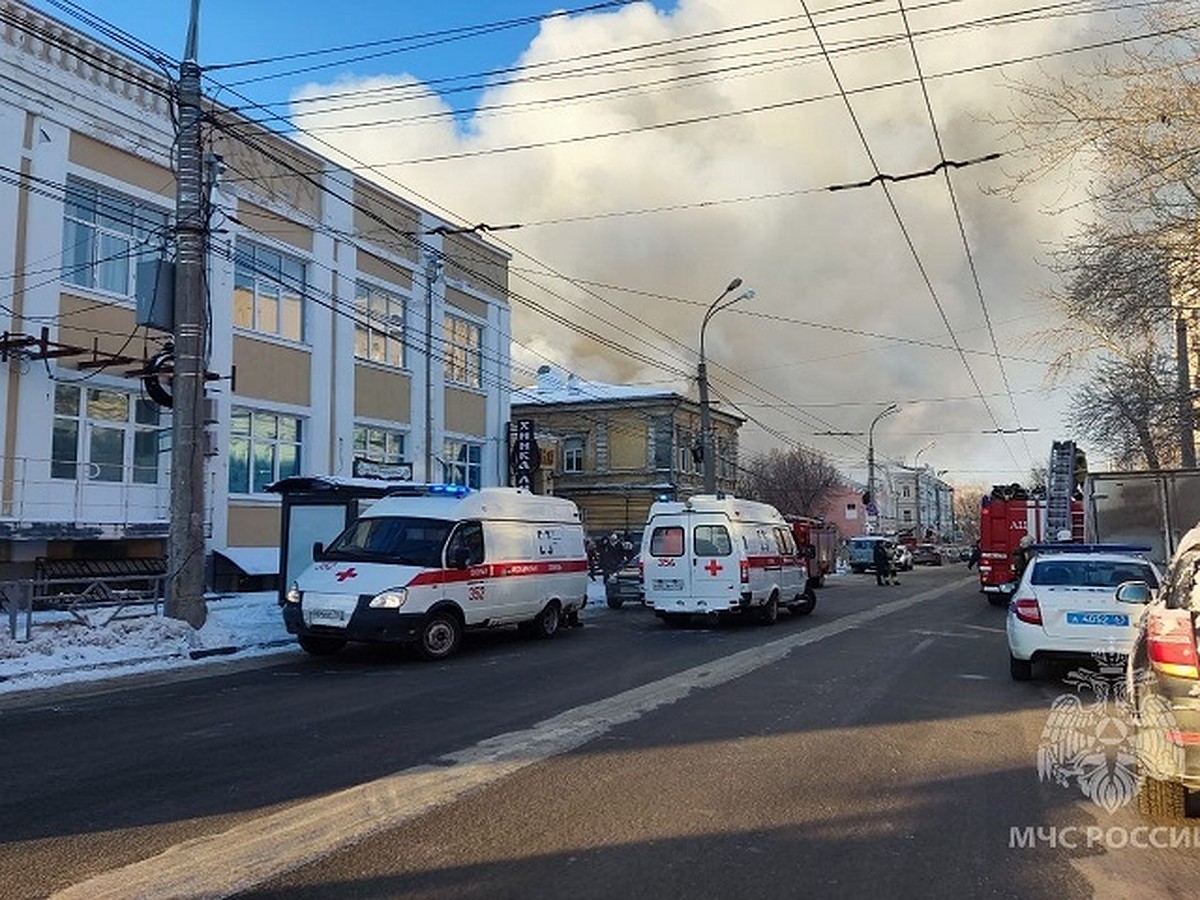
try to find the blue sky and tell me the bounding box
[29,1,676,118]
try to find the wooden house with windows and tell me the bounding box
[510,366,744,539]
[0,1,511,582]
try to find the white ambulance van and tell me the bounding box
[282,485,588,660]
[640,494,813,625]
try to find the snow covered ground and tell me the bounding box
[0,581,620,696]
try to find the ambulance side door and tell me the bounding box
[446,520,489,623]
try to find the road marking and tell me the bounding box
[910,629,980,639]
[911,637,936,656]
[53,579,966,900]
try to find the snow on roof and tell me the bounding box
[511,368,677,406]
[215,547,280,575]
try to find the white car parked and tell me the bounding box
[1006,544,1162,681]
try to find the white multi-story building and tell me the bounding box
[0,1,512,582]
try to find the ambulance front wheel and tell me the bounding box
[790,595,817,616]
[418,610,463,660]
[298,635,346,656]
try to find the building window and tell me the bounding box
[443,439,482,489]
[61,178,169,298]
[233,239,305,341]
[229,408,302,494]
[676,428,697,474]
[902,510,912,523]
[902,485,911,499]
[355,282,405,368]
[653,416,673,470]
[353,424,406,464]
[444,314,481,389]
[717,435,734,479]
[51,384,164,483]
[563,437,584,473]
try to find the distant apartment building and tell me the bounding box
[891,466,955,542]
[0,0,511,581]
[510,367,743,537]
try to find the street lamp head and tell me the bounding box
[736,289,756,301]
[725,277,743,293]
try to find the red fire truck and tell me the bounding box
[788,517,840,587]
[978,484,1083,604]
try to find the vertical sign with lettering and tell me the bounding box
[510,419,540,491]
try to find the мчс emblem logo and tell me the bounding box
[1037,654,1137,813]
[1036,652,1180,814]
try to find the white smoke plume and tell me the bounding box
[289,0,1130,485]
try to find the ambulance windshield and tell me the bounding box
[324,516,455,568]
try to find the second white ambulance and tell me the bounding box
[640,494,814,625]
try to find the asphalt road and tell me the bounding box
[3,566,1198,899]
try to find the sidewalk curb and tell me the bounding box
[0,638,296,685]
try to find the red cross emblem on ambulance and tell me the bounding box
[704,559,723,576]
[334,567,358,582]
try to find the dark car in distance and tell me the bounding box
[605,561,645,609]
[911,543,944,566]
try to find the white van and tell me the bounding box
[640,495,813,625]
[282,485,588,660]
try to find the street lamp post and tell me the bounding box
[866,403,898,532]
[698,277,754,493]
[913,440,934,540]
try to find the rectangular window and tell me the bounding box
[653,417,673,470]
[355,282,406,368]
[650,526,685,557]
[444,314,482,389]
[563,437,584,474]
[443,439,482,489]
[61,178,169,298]
[353,424,406,464]
[51,384,164,483]
[693,525,732,557]
[233,239,306,342]
[228,408,303,494]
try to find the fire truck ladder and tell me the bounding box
[1046,440,1076,538]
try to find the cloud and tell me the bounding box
[290,0,1121,483]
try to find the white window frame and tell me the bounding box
[444,313,482,389]
[563,437,584,474]
[61,177,169,299]
[443,438,482,489]
[228,407,303,494]
[353,423,407,465]
[51,383,166,484]
[354,281,406,368]
[233,239,306,342]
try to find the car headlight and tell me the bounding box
[286,582,301,604]
[369,589,408,609]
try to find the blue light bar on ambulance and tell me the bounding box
[384,483,473,498]
[1030,543,1152,555]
